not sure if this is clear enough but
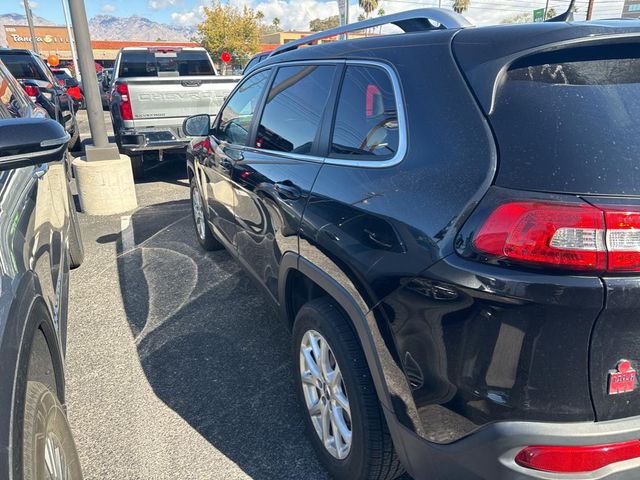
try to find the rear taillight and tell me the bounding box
[603,209,640,271]
[472,201,640,272]
[515,441,640,473]
[116,82,133,121]
[57,78,66,87]
[22,84,40,102]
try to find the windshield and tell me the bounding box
[117,50,215,78]
[492,43,640,195]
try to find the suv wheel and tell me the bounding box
[22,381,83,480]
[293,298,404,480]
[190,177,222,251]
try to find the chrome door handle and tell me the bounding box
[32,163,49,180]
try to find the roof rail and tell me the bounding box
[267,8,472,59]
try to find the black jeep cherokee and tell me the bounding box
[184,9,640,479]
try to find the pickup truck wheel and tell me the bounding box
[190,178,222,251]
[130,154,145,180]
[22,381,83,480]
[293,298,404,480]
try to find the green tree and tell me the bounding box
[377,8,385,16]
[272,17,281,31]
[359,0,379,19]
[197,2,261,73]
[357,13,366,21]
[309,15,340,31]
[452,0,470,13]
[545,8,557,19]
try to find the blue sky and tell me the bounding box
[7,0,628,30]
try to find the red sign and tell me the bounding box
[220,51,231,63]
[608,360,636,395]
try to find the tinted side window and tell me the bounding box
[330,66,399,159]
[255,65,336,154]
[216,70,270,146]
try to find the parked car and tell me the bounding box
[109,46,240,178]
[184,9,640,480]
[52,68,85,110]
[0,49,81,152]
[0,59,84,480]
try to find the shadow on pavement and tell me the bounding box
[112,193,329,479]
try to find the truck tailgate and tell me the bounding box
[126,76,240,121]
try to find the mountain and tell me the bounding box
[0,13,56,47]
[88,15,197,42]
[0,13,198,48]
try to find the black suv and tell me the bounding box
[0,60,84,479]
[184,9,640,479]
[0,49,81,152]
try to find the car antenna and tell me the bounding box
[545,0,576,22]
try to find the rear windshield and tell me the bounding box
[492,43,640,195]
[117,50,215,77]
[0,53,47,81]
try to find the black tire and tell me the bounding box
[130,153,145,180]
[292,298,405,480]
[68,117,82,153]
[22,381,83,480]
[68,197,84,269]
[190,177,223,251]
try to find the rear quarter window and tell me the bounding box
[492,43,640,195]
[330,65,399,160]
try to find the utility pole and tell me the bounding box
[67,0,137,215]
[587,0,595,19]
[544,0,550,18]
[22,0,38,53]
[61,0,80,81]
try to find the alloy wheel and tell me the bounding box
[44,431,70,480]
[191,186,206,240]
[300,330,352,459]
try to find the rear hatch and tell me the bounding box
[117,48,236,122]
[454,26,640,421]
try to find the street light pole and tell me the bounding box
[61,0,80,81]
[587,0,595,20]
[22,0,38,53]
[67,0,108,149]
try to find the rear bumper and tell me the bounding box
[398,413,640,479]
[118,129,190,152]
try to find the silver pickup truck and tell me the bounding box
[109,46,239,177]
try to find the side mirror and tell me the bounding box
[183,114,211,137]
[0,118,69,171]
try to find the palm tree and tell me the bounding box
[359,0,379,19]
[452,0,470,13]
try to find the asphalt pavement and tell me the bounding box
[66,111,330,479]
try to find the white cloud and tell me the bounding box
[169,0,626,29]
[20,0,38,9]
[100,4,116,14]
[148,0,182,11]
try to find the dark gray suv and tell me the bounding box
[0,59,84,480]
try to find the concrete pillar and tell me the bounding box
[67,0,137,215]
